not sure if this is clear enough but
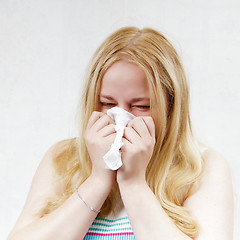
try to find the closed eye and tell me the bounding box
[132,105,150,109]
[99,102,116,107]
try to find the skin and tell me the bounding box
[7,60,234,240]
[94,60,155,186]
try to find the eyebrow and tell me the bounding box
[99,94,150,102]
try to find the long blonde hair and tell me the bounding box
[40,27,203,238]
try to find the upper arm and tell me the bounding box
[184,149,234,240]
[10,139,70,234]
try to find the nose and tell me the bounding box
[117,104,130,113]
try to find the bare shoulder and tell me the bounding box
[185,147,233,203]
[202,148,231,171]
[32,138,77,191]
[28,137,78,199]
[198,148,232,186]
[184,147,234,239]
[10,138,77,233]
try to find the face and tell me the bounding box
[98,60,151,117]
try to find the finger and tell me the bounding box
[123,126,141,144]
[92,114,115,132]
[141,117,155,138]
[127,117,151,138]
[104,132,117,149]
[98,124,116,137]
[86,111,105,129]
[87,112,115,131]
[121,137,132,152]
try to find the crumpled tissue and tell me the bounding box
[103,107,135,170]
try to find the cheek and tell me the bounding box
[96,103,107,113]
[132,109,152,117]
[99,107,108,114]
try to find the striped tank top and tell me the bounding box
[83,209,135,240]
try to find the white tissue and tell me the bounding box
[103,107,135,170]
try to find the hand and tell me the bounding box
[117,116,156,186]
[84,111,117,187]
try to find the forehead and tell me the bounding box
[100,60,149,97]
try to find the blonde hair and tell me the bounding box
[40,27,204,238]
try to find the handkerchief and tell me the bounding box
[103,107,135,170]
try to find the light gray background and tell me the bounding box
[1,0,239,239]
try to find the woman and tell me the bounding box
[7,27,233,240]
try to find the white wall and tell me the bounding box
[1,0,239,239]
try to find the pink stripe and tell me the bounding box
[87,232,134,236]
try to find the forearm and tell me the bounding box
[118,180,192,240]
[8,176,112,240]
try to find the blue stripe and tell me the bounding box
[83,234,135,240]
